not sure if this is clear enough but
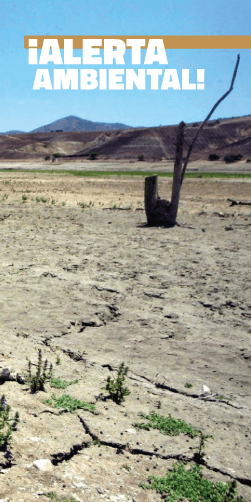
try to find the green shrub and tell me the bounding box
[44,155,50,161]
[90,151,98,160]
[36,196,48,203]
[138,154,145,161]
[0,395,19,448]
[26,349,53,393]
[104,362,130,404]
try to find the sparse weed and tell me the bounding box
[51,199,56,205]
[185,382,193,388]
[134,412,198,438]
[56,355,61,365]
[50,378,78,389]
[141,463,244,502]
[36,196,48,203]
[43,394,96,413]
[195,431,214,463]
[62,201,66,206]
[104,362,130,404]
[22,194,28,202]
[26,349,53,393]
[215,394,232,401]
[122,464,131,471]
[0,395,20,448]
[93,438,101,445]
[3,194,8,199]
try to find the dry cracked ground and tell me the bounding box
[0,171,250,501]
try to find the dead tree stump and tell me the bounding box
[144,55,240,228]
[144,121,185,227]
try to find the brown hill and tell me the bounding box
[30,115,131,133]
[0,115,251,162]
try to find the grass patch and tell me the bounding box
[141,463,244,502]
[43,394,96,413]
[1,169,251,179]
[134,412,198,438]
[50,378,79,389]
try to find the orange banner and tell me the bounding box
[24,36,251,50]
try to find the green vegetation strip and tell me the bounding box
[0,169,251,179]
[43,394,96,413]
[134,412,198,437]
[141,463,244,502]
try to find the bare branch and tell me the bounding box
[180,54,240,185]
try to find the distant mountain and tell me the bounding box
[0,130,25,135]
[30,115,132,133]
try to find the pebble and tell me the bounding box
[32,459,53,472]
[201,385,211,396]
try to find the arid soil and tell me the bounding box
[0,167,251,501]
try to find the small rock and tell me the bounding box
[200,385,211,396]
[96,487,104,494]
[32,459,53,472]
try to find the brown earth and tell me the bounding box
[1,115,251,163]
[0,167,250,502]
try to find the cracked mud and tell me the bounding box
[0,172,250,501]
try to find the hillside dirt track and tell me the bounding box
[0,165,251,501]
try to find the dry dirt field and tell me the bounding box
[0,165,250,502]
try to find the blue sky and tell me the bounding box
[0,0,250,132]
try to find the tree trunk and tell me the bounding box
[144,121,185,227]
[144,55,240,228]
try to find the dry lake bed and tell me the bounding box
[0,166,250,501]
